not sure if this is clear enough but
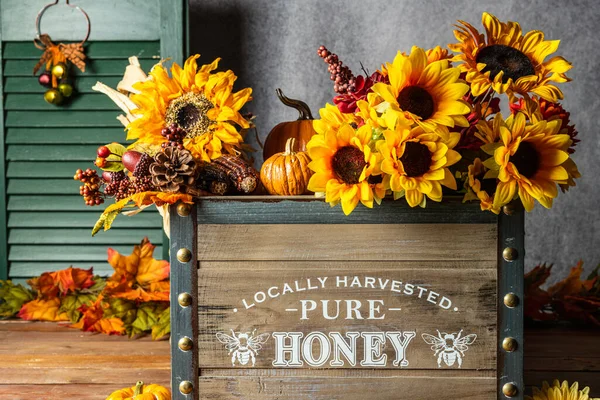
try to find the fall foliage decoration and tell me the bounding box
[263,89,317,160]
[525,261,600,327]
[261,138,313,195]
[106,381,171,400]
[0,238,171,340]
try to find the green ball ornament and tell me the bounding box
[58,82,74,97]
[51,62,67,79]
[44,88,63,105]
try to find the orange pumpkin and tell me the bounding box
[262,89,317,160]
[106,381,171,400]
[260,138,312,196]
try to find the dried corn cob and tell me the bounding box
[212,155,259,194]
[196,162,232,196]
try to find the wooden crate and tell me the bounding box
[169,197,525,400]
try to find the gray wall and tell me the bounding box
[188,0,600,283]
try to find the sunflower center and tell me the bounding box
[165,92,214,138]
[400,142,432,177]
[476,45,535,83]
[332,146,367,185]
[510,141,540,178]
[397,86,434,120]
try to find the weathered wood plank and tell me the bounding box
[198,261,496,370]
[0,367,168,385]
[4,76,121,93]
[8,244,162,261]
[5,111,122,128]
[198,223,497,261]
[3,59,156,77]
[2,41,160,59]
[7,212,161,228]
[196,197,498,224]
[197,375,497,400]
[8,228,161,244]
[0,384,170,400]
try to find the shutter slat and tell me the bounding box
[6,128,125,145]
[9,244,163,261]
[3,41,160,60]
[4,76,121,93]
[9,262,115,278]
[8,179,80,194]
[8,229,162,245]
[6,111,122,128]
[8,195,160,212]
[8,212,161,228]
[3,59,157,77]
[7,146,108,161]
[7,162,98,178]
[5,95,119,111]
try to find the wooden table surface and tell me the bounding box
[0,321,597,399]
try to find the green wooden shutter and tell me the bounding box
[0,0,185,280]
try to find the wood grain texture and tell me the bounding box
[196,196,498,224]
[198,223,497,261]
[197,261,497,370]
[197,374,497,400]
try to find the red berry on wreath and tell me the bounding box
[38,71,52,88]
[97,146,111,158]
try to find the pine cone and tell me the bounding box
[149,147,197,193]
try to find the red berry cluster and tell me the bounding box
[317,45,356,94]
[95,145,113,168]
[161,124,186,150]
[74,168,104,206]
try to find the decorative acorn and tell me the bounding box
[44,88,63,105]
[51,62,67,79]
[58,82,73,97]
[38,71,52,87]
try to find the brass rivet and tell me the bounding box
[178,336,193,351]
[502,337,518,352]
[502,382,518,397]
[177,203,192,217]
[178,292,192,307]
[504,293,519,308]
[179,380,193,395]
[503,247,518,262]
[503,204,516,215]
[177,248,192,263]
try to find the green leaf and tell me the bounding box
[106,142,126,157]
[0,280,35,319]
[59,293,97,323]
[128,302,168,338]
[152,306,170,340]
[127,142,161,157]
[106,298,137,325]
[100,161,125,172]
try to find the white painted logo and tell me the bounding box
[421,330,477,368]
[216,329,270,367]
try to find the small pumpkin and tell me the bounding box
[262,88,316,160]
[106,381,171,400]
[261,138,312,196]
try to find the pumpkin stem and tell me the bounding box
[133,381,144,396]
[284,138,296,155]
[276,88,314,120]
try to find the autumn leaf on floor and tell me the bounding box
[524,263,555,322]
[112,286,170,302]
[28,266,95,298]
[72,295,125,335]
[59,293,97,323]
[18,298,69,321]
[0,280,35,319]
[107,237,170,288]
[128,302,169,338]
[104,298,138,326]
[151,306,170,340]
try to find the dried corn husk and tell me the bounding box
[117,56,148,94]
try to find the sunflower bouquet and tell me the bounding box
[308,12,580,215]
[75,55,258,234]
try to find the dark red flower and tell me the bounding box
[333,71,389,114]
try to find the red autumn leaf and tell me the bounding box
[107,238,169,288]
[524,264,556,321]
[17,298,69,321]
[72,294,126,335]
[112,287,170,302]
[27,267,94,298]
[548,261,596,298]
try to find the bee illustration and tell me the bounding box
[216,329,270,367]
[421,329,477,368]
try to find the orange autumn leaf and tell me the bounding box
[27,267,94,298]
[72,294,126,335]
[107,237,169,287]
[94,317,126,335]
[17,298,69,321]
[112,287,170,302]
[548,261,597,297]
[130,191,193,208]
[149,281,170,293]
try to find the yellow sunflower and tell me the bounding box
[127,55,252,162]
[480,112,574,211]
[378,124,461,207]
[371,46,471,139]
[463,158,499,214]
[306,123,384,215]
[450,12,572,102]
[313,103,358,135]
[526,380,599,400]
